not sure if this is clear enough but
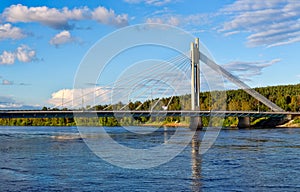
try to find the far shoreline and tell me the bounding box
[0,121,299,129]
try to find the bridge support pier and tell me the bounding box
[190,117,202,130]
[287,114,300,121]
[237,117,251,128]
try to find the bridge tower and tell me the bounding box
[190,38,202,130]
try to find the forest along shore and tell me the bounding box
[0,84,300,128]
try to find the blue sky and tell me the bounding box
[0,0,299,109]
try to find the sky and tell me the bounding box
[0,0,300,109]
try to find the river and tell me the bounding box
[0,126,299,191]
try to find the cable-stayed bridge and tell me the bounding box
[1,38,298,128]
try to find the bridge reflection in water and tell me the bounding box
[163,126,202,191]
[191,130,202,191]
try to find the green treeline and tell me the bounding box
[1,84,299,127]
[225,84,300,112]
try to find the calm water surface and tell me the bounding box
[0,126,299,191]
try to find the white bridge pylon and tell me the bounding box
[194,38,284,112]
[191,38,200,111]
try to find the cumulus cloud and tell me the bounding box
[0,51,15,64]
[91,7,128,27]
[220,0,300,47]
[2,4,128,29]
[48,87,111,108]
[2,4,87,29]
[222,59,281,81]
[0,23,26,40]
[50,30,74,47]
[0,45,36,65]
[16,45,36,62]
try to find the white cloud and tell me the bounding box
[224,31,240,37]
[0,95,39,109]
[2,4,128,29]
[0,23,26,40]
[16,45,36,62]
[146,13,210,27]
[124,0,171,6]
[0,45,36,65]
[267,34,300,48]
[0,51,15,64]
[91,7,128,27]
[124,0,141,3]
[2,79,13,85]
[48,87,111,108]
[222,59,281,81]
[146,16,180,26]
[2,4,87,29]
[222,0,285,12]
[220,0,300,47]
[0,77,29,86]
[50,30,74,47]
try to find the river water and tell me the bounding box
[0,126,299,191]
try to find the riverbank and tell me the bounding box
[1,118,299,128]
[277,119,300,128]
[141,121,190,127]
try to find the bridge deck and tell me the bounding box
[0,110,299,119]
